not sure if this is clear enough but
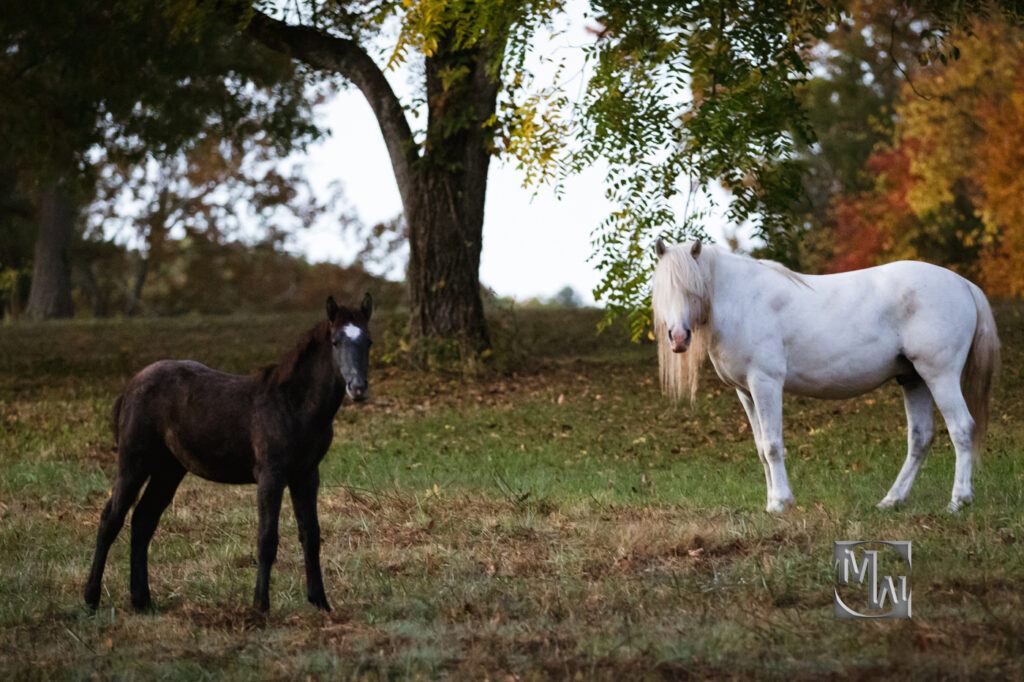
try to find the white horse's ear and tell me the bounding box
[691,240,702,259]
[655,239,666,257]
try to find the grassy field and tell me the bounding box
[1,304,1022,680]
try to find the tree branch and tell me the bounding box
[888,14,931,102]
[242,10,419,203]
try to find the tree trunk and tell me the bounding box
[242,12,501,352]
[401,43,499,352]
[125,186,170,316]
[125,257,148,316]
[406,166,490,349]
[77,262,107,317]
[25,181,75,319]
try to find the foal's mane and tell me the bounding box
[258,320,331,387]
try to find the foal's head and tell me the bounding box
[326,293,373,402]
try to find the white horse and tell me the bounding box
[652,240,1000,513]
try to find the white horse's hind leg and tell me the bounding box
[878,380,935,508]
[925,375,977,512]
[736,389,773,508]
[750,378,795,513]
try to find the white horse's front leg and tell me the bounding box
[750,377,796,513]
[736,389,773,508]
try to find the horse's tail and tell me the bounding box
[111,394,124,449]
[964,282,1000,463]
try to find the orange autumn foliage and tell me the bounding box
[973,71,1024,296]
[828,21,1024,296]
[830,145,917,273]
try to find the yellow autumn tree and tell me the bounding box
[832,19,1024,295]
[973,69,1024,295]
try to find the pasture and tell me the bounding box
[1,305,1022,680]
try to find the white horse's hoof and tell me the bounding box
[765,496,795,513]
[947,495,974,513]
[876,497,902,510]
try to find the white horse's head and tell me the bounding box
[652,238,714,402]
[653,239,711,353]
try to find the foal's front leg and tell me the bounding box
[288,468,330,611]
[254,471,286,612]
[749,376,796,513]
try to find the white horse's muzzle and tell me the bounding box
[669,327,691,353]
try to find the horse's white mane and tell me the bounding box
[757,258,811,289]
[652,242,715,403]
[652,242,808,403]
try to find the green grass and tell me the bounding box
[1,305,1022,680]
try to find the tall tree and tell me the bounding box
[0,1,319,318]
[207,0,1021,344]
[231,2,561,352]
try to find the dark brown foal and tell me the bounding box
[85,294,372,612]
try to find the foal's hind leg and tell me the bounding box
[129,460,186,611]
[84,463,148,608]
[878,379,935,509]
[736,389,773,508]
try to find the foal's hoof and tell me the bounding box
[131,597,154,613]
[876,496,903,510]
[309,595,331,612]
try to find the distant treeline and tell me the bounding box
[1,234,404,319]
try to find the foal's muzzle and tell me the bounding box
[348,381,368,402]
[668,327,692,353]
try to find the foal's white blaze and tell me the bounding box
[652,241,1000,514]
[343,324,362,341]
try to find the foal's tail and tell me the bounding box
[964,282,1000,462]
[111,394,124,449]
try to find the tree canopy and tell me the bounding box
[6,0,1024,331]
[0,0,322,317]
[550,0,1024,336]
[828,17,1024,296]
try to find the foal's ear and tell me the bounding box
[691,240,702,259]
[655,239,666,257]
[326,296,339,322]
[360,292,373,321]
